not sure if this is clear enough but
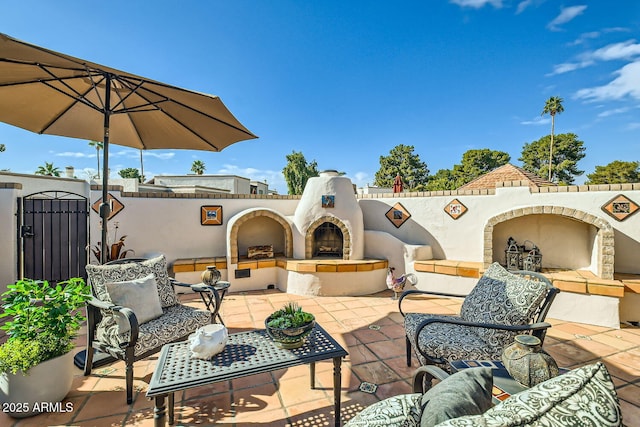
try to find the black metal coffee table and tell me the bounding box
[146,324,348,427]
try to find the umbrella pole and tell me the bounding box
[99,75,112,264]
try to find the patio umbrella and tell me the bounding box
[0,33,257,263]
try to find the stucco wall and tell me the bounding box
[1,172,638,327]
[87,188,300,265]
[359,186,640,274]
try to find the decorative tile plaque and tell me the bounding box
[91,193,124,220]
[444,198,468,220]
[201,205,223,225]
[385,202,411,228]
[601,194,639,222]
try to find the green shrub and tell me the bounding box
[0,278,91,374]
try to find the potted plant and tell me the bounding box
[0,278,91,418]
[265,302,316,349]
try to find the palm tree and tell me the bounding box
[541,96,565,182]
[35,162,61,176]
[88,140,104,179]
[191,160,206,175]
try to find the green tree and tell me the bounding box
[374,144,429,190]
[541,96,565,182]
[0,144,5,152]
[118,168,141,181]
[191,160,206,175]
[282,151,319,195]
[454,149,510,185]
[88,140,103,179]
[519,133,585,185]
[426,169,458,191]
[35,162,61,177]
[426,149,510,191]
[586,161,640,184]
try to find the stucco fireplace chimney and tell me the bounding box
[293,170,364,260]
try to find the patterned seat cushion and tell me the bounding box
[404,313,504,366]
[86,255,179,308]
[86,255,207,353]
[344,393,422,427]
[434,362,622,426]
[96,304,211,356]
[460,262,548,348]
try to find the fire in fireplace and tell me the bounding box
[313,222,343,257]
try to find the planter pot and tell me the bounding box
[265,316,316,349]
[0,351,75,418]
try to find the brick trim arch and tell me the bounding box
[484,206,614,279]
[305,216,352,260]
[229,209,293,264]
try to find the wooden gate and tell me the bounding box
[19,191,89,283]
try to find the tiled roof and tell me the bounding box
[459,164,556,190]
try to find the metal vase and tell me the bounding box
[201,265,221,286]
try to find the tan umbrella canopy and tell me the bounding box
[0,33,257,263]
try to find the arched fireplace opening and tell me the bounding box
[313,222,343,258]
[484,206,614,279]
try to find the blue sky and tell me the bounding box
[1,1,639,194]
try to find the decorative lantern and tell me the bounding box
[501,335,558,387]
[505,237,522,271]
[201,265,221,286]
[522,241,542,272]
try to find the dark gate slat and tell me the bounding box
[21,192,89,284]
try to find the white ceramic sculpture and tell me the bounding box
[189,324,228,360]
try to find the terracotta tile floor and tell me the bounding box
[3,289,639,426]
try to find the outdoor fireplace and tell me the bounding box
[313,222,343,257]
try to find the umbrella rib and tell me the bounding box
[117,75,256,143]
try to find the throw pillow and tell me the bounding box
[460,262,548,347]
[433,362,622,427]
[105,274,164,332]
[419,367,493,427]
[86,254,178,308]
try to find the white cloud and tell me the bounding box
[348,171,372,188]
[597,107,630,118]
[450,0,503,9]
[142,152,175,160]
[547,5,587,31]
[55,151,94,158]
[626,122,640,130]
[591,40,640,61]
[549,40,640,75]
[216,163,286,192]
[547,60,593,75]
[575,60,640,101]
[567,31,600,46]
[520,116,550,125]
[516,0,532,14]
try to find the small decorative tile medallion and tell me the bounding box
[359,381,378,394]
[91,193,124,220]
[201,205,223,225]
[601,194,639,222]
[385,202,411,228]
[321,195,335,208]
[444,198,468,220]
